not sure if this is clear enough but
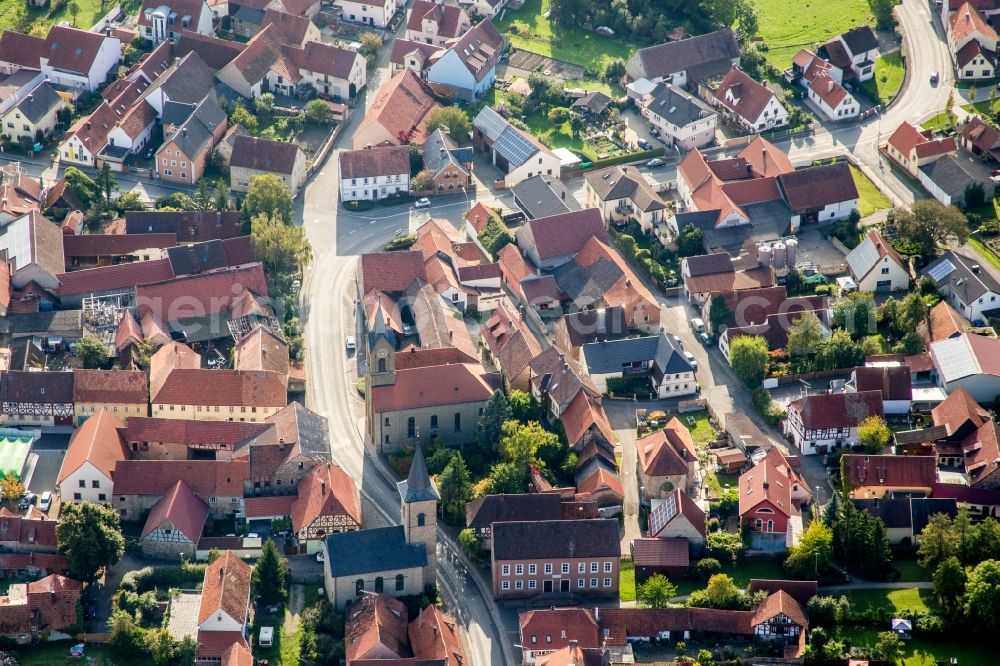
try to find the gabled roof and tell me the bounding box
[631,537,689,568]
[44,25,113,76]
[123,416,273,449]
[752,589,807,628]
[371,363,494,412]
[778,162,858,213]
[930,333,1000,383]
[922,249,1000,304]
[10,81,61,124]
[325,525,427,577]
[637,418,697,477]
[57,409,127,484]
[175,30,247,71]
[409,605,465,666]
[739,454,794,518]
[223,24,289,85]
[850,365,912,401]
[199,551,251,626]
[714,66,779,123]
[72,369,148,404]
[407,0,467,38]
[113,458,248,499]
[648,487,706,538]
[230,134,302,175]
[0,30,47,69]
[961,115,1000,152]
[389,38,438,70]
[839,25,879,55]
[517,208,608,264]
[584,166,665,212]
[887,121,955,159]
[841,454,938,489]
[846,229,907,282]
[291,462,361,531]
[465,492,562,532]
[345,593,411,662]
[126,210,245,240]
[629,29,740,79]
[561,390,615,447]
[141,479,209,542]
[473,105,553,167]
[638,82,714,128]
[340,145,411,180]
[440,19,503,82]
[788,390,884,430]
[950,2,998,46]
[932,385,989,436]
[261,8,313,44]
[360,69,441,145]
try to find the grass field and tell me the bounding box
[14,643,136,666]
[682,410,717,447]
[620,559,636,601]
[859,52,906,105]
[752,0,874,67]
[495,0,637,74]
[850,165,893,216]
[921,110,956,133]
[894,559,931,583]
[969,237,1000,273]
[843,626,993,665]
[481,86,601,160]
[0,0,117,35]
[844,586,933,614]
[674,557,787,596]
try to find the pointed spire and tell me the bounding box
[402,444,440,503]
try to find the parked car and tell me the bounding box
[414,197,431,209]
[38,491,52,512]
[672,335,683,348]
[646,158,665,167]
[699,332,714,346]
[18,493,36,509]
[930,71,939,84]
[637,139,652,150]
[684,351,698,370]
[346,336,357,352]
[690,318,706,334]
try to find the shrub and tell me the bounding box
[705,531,744,564]
[807,594,851,626]
[694,558,721,580]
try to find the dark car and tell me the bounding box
[699,332,714,346]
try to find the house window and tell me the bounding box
[515,564,523,575]
[356,579,364,594]
[544,563,552,574]
[528,579,536,589]
[417,513,425,527]
[502,564,510,576]
[74,493,81,500]
[375,576,383,593]
[502,580,510,590]
[430,415,438,430]
[603,578,612,587]
[454,413,461,432]
[79,480,85,488]
[528,564,536,574]
[577,579,585,588]
[515,580,523,589]
[92,480,100,488]
[578,562,585,573]
[99,494,106,501]
[590,562,598,573]
[590,578,597,588]
[395,574,404,591]
[604,562,612,573]
[561,563,569,574]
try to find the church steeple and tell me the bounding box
[398,445,439,585]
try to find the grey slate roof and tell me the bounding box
[13,82,61,124]
[554,257,624,307]
[0,310,83,336]
[922,249,1000,304]
[511,175,580,220]
[324,526,427,577]
[644,83,715,128]
[852,498,912,529]
[398,445,441,503]
[162,95,226,160]
[909,498,958,536]
[839,26,878,56]
[492,519,620,560]
[627,29,740,81]
[147,51,215,106]
[584,166,665,213]
[571,91,612,114]
[465,493,562,532]
[918,154,986,201]
[582,332,692,375]
[422,128,471,178]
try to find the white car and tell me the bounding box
[346,336,357,352]
[684,351,698,370]
[38,491,52,512]
[316,550,325,562]
[414,197,431,209]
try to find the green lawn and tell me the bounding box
[842,626,993,665]
[752,0,874,67]
[921,111,956,133]
[14,643,136,666]
[894,559,930,583]
[482,85,601,160]
[859,52,905,105]
[844,587,932,614]
[673,557,788,597]
[620,559,636,602]
[681,410,718,447]
[968,237,1000,274]
[850,165,893,216]
[0,0,115,34]
[495,0,638,74]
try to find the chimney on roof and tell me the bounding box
[321,480,327,495]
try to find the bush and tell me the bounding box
[705,531,744,564]
[694,558,721,580]
[807,595,851,626]
[751,388,785,426]
[120,563,206,594]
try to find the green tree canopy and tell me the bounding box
[637,573,677,608]
[305,99,335,125]
[833,292,877,339]
[787,312,825,358]
[252,539,290,607]
[832,501,892,580]
[424,106,473,144]
[893,200,969,261]
[243,174,294,224]
[478,390,512,448]
[709,295,729,334]
[486,461,528,494]
[858,416,891,453]
[933,556,966,617]
[676,224,704,257]
[477,216,512,257]
[728,335,768,386]
[965,559,1000,627]
[56,501,125,580]
[689,574,743,610]
[500,420,559,470]
[251,213,312,273]
[918,512,960,570]
[816,329,864,370]
[438,451,472,518]
[785,519,833,577]
[508,389,541,423]
[76,335,108,369]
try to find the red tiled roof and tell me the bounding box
[926,301,966,342]
[339,145,410,179]
[714,66,777,123]
[851,365,912,401]
[27,574,82,631]
[72,369,148,404]
[465,202,500,234]
[637,418,697,477]
[407,0,467,37]
[361,251,427,293]
[141,479,209,542]
[841,454,937,489]
[235,325,289,375]
[112,459,249,498]
[950,2,998,46]
[45,26,113,75]
[135,263,268,320]
[57,258,175,297]
[932,386,989,435]
[598,607,753,645]
[561,390,614,447]
[197,631,249,659]
[63,233,176,258]
[291,462,361,532]
[631,537,689,568]
[409,605,466,666]
[64,101,117,157]
[394,346,478,370]
[752,589,808,628]
[650,487,706,539]
[519,607,600,653]
[124,416,272,450]
[737,136,793,178]
[389,38,438,69]
[0,30,47,69]
[346,593,411,662]
[198,551,251,625]
[152,368,287,407]
[371,363,493,412]
[519,208,608,264]
[57,410,127,484]
[576,465,623,500]
[244,494,296,518]
[360,69,441,145]
[230,134,302,175]
[176,30,247,70]
[788,389,884,430]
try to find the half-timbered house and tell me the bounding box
[140,479,210,559]
[0,371,74,426]
[291,463,362,554]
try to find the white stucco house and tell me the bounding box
[709,67,789,134]
[40,27,120,92]
[930,333,1000,403]
[426,20,504,102]
[339,0,398,28]
[785,391,885,455]
[922,249,1000,323]
[56,410,127,505]
[636,82,717,151]
[339,145,411,201]
[845,229,910,292]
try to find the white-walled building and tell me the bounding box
[472,106,561,187]
[339,145,411,201]
[138,0,214,43]
[426,20,504,102]
[339,0,398,28]
[56,410,127,505]
[40,27,120,92]
[636,82,717,151]
[785,390,885,455]
[709,67,789,133]
[845,229,911,293]
[922,249,1000,323]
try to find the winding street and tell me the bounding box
[297,2,955,664]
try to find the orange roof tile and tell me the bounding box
[57,410,127,484]
[198,551,251,625]
[290,462,361,532]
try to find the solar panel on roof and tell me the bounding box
[496,126,536,166]
[927,258,956,282]
[474,107,507,141]
[648,493,679,536]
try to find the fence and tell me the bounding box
[775,368,852,386]
[75,632,110,643]
[306,123,345,177]
[560,148,666,179]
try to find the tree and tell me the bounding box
[156,192,199,210]
[145,627,176,665]
[602,58,626,82]
[251,213,312,273]
[500,420,558,469]
[816,329,864,371]
[858,416,891,453]
[694,558,721,580]
[965,559,1000,627]
[676,224,704,257]
[115,191,146,213]
[255,92,275,117]
[438,451,472,518]
[689,574,742,610]
[252,539,290,607]
[95,163,117,209]
[477,216,513,257]
[231,103,259,134]
[546,107,572,126]
[244,174,293,224]
[970,514,1000,563]
[933,556,967,617]
[305,99,335,126]
[822,492,840,526]
[424,106,473,144]
[706,531,744,565]
[108,609,145,656]
[459,528,481,560]
[359,32,383,56]
[206,548,222,564]
[486,461,527,494]
[875,631,902,662]
[832,502,892,580]
[410,170,433,192]
[0,473,24,501]
[57,502,125,581]
[785,520,833,577]
[918,512,959,570]
[711,0,757,36]
[898,291,928,333]
[893,200,969,261]
[860,335,885,356]
[708,295,729,334]
[833,291,876,339]
[637,574,677,608]
[869,0,897,28]
[478,390,512,447]
[64,166,99,208]
[508,389,541,422]
[76,335,108,369]
[787,312,825,358]
[728,335,768,386]
[68,0,79,25]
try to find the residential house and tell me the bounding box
[230,0,321,38]
[122,416,272,460]
[405,0,470,46]
[291,462,362,555]
[58,102,119,167]
[636,419,698,500]
[512,175,579,220]
[138,0,214,43]
[230,135,306,195]
[647,487,706,547]
[584,166,667,231]
[490,519,620,599]
[112,459,248,519]
[625,29,741,88]
[847,365,913,414]
[56,409,127,504]
[948,2,998,80]
[633,82,717,151]
[0,81,63,143]
[853,497,959,544]
[125,210,245,240]
[581,331,695,398]
[323,449,436,608]
[515,208,607,270]
[195,551,252,664]
[784,390,885,455]
[155,95,228,185]
[776,162,859,230]
[426,19,504,102]
[480,300,542,390]
[140,479,209,558]
[0,210,64,291]
[339,145,411,202]
[0,370,73,426]
[919,152,994,206]
[472,106,561,187]
[552,307,629,361]
[344,593,410,663]
[702,285,828,335]
[960,115,1000,161]
[354,69,441,148]
[292,41,367,101]
[261,8,321,46]
[790,50,860,121]
[339,0,398,28]
[922,249,1000,323]
[823,26,879,81]
[389,38,438,75]
[681,252,775,304]
[0,164,43,226]
[39,26,120,92]
[739,448,812,551]
[884,121,956,177]
[846,229,910,292]
[0,575,82,640]
[922,299,969,345]
[929,333,1000,402]
[925,386,1000,488]
[72,369,148,425]
[0,31,48,76]
[465,494,563,550]
[841,454,937,499]
[560,389,615,452]
[528,345,601,419]
[422,128,473,191]
[518,608,600,665]
[708,66,789,133]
